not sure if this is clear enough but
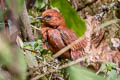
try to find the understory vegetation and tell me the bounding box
[0,0,120,80]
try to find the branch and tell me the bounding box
[20,2,35,41]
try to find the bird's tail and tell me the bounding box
[70,50,85,66]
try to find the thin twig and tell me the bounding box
[31,25,41,31]
[23,48,40,54]
[52,37,83,59]
[95,19,120,31]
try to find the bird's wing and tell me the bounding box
[58,28,88,61]
[47,29,70,58]
[40,27,50,41]
[58,29,86,51]
[40,27,52,50]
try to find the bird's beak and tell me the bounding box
[36,16,43,20]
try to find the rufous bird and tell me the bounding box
[38,9,87,60]
[38,9,120,70]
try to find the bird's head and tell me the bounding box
[38,9,65,28]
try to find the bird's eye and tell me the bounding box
[44,16,52,21]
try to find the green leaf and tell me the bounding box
[24,44,33,50]
[101,62,117,72]
[51,0,86,37]
[107,70,117,79]
[0,37,27,80]
[66,65,105,80]
[101,63,107,71]
[34,42,39,49]
[17,49,27,80]
[36,0,45,9]
[116,75,120,80]
[109,63,116,69]
[24,51,38,68]
[0,38,13,65]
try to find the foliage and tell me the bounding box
[66,62,120,80]
[35,0,46,9]
[66,65,105,80]
[100,62,119,80]
[0,0,120,80]
[24,40,43,52]
[51,0,86,37]
[101,62,116,71]
[0,38,13,65]
[23,40,51,56]
[0,37,27,80]
[23,40,65,80]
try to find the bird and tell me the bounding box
[38,9,120,70]
[38,9,87,60]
